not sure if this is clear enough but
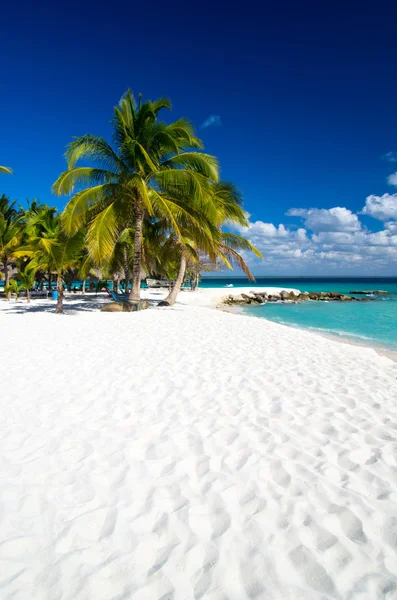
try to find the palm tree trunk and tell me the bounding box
[82,279,86,295]
[129,211,143,302]
[55,273,64,314]
[192,271,199,291]
[65,272,73,292]
[48,270,52,294]
[27,289,31,304]
[162,254,187,306]
[4,258,10,301]
[124,248,130,295]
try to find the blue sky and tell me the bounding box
[2,0,397,275]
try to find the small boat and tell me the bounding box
[225,284,234,288]
[146,278,172,289]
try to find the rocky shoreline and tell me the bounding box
[349,290,388,295]
[221,290,380,307]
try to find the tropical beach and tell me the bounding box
[2,109,397,600]
[2,97,397,598]
[3,1,397,598]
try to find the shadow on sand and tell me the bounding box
[0,292,166,315]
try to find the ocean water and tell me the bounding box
[201,277,397,352]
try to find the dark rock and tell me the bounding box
[157,300,171,307]
[101,300,149,312]
[232,294,246,303]
[298,293,310,301]
[280,290,297,300]
[309,292,319,300]
[101,302,124,312]
[350,290,388,295]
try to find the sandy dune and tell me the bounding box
[0,297,397,599]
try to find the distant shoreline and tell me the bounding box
[201,276,397,280]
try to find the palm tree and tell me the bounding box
[0,166,12,175]
[4,279,23,299]
[17,263,37,303]
[160,182,263,305]
[14,214,84,313]
[0,195,22,299]
[74,248,95,294]
[53,89,219,303]
[19,201,58,290]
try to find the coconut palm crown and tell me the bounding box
[53,89,219,301]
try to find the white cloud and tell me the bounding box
[286,206,361,232]
[312,231,362,245]
[200,115,221,129]
[387,172,397,187]
[295,228,307,242]
[361,194,397,221]
[231,207,397,275]
[385,221,397,233]
[238,221,290,240]
[382,151,397,162]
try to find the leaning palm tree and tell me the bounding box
[53,89,219,302]
[159,182,262,306]
[0,166,12,175]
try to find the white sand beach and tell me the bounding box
[1,290,397,599]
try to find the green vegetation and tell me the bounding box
[0,195,22,299]
[4,278,23,299]
[16,263,37,303]
[0,89,262,311]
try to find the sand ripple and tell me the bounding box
[0,307,397,599]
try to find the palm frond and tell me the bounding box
[148,189,182,241]
[52,167,117,196]
[218,244,255,281]
[64,135,125,171]
[150,97,172,114]
[61,184,116,234]
[154,169,212,203]
[0,166,13,175]
[166,119,203,149]
[112,89,137,145]
[221,232,263,258]
[162,152,219,182]
[86,202,120,263]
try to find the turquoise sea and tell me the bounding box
[201,277,397,352]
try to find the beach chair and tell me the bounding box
[108,289,130,302]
